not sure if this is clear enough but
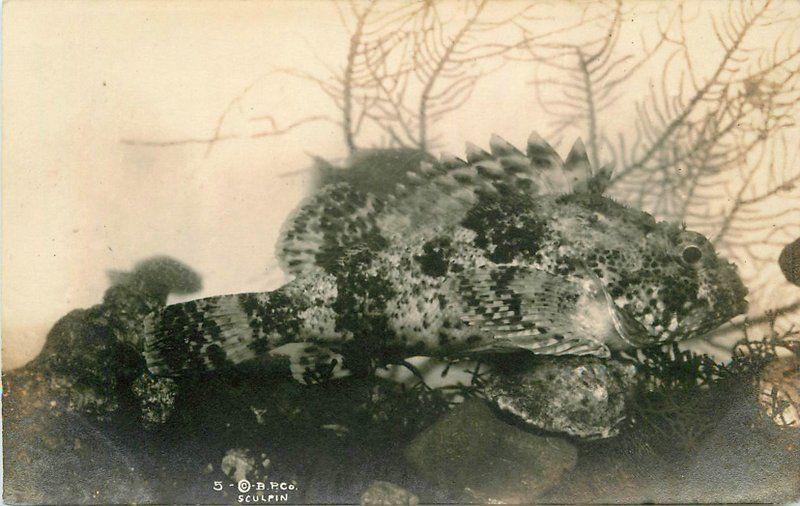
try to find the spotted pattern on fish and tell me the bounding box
[143,132,748,381]
[279,184,388,274]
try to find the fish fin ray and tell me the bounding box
[457,265,611,357]
[143,293,262,376]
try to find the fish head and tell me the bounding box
[547,193,748,346]
[604,218,749,345]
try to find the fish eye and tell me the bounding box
[682,245,703,264]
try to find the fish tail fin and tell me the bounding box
[142,290,351,384]
[142,312,170,375]
[142,293,266,377]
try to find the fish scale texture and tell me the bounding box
[143,133,748,379]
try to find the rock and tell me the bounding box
[221,448,256,483]
[3,369,155,504]
[31,305,131,421]
[404,399,577,502]
[484,356,637,438]
[26,256,202,421]
[221,448,271,484]
[131,374,178,426]
[360,481,419,505]
[779,237,800,286]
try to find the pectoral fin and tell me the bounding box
[457,265,619,357]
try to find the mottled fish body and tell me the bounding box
[144,133,748,382]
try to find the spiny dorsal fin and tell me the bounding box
[490,134,524,157]
[526,131,563,168]
[562,138,592,190]
[440,151,467,168]
[426,132,612,198]
[473,160,506,179]
[564,138,591,175]
[419,161,441,176]
[278,133,611,276]
[574,162,614,194]
[465,142,492,163]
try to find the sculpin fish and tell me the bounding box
[143,133,748,383]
